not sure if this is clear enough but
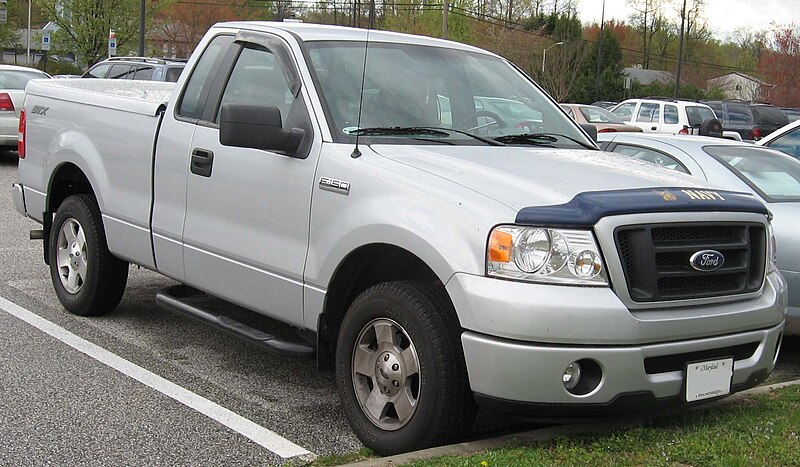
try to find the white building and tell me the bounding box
[706,72,772,101]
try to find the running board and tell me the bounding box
[155,285,315,358]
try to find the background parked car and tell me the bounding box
[781,108,800,122]
[610,98,719,135]
[82,57,187,82]
[560,103,642,133]
[702,100,789,141]
[598,132,800,335]
[757,119,800,160]
[590,100,617,110]
[472,95,543,133]
[0,64,50,151]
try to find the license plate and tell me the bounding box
[685,357,733,403]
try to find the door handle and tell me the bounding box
[190,148,214,177]
[651,126,657,131]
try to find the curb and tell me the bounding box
[340,379,800,466]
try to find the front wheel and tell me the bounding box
[335,281,476,455]
[48,194,129,316]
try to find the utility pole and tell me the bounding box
[442,0,449,39]
[594,0,606,102]
[139,0,145,56]
[674,0,686,98]
[26,0,31,64]
[368,0,375,28]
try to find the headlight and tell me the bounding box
[487,225,608,286]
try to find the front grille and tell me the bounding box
[644,342,759,374]
[615,222,766,302]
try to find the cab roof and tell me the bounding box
[215,21,496,56]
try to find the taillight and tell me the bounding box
[0,92,14,112]
[597,128,617,133]
[18,109,25,158]
[752,127,762,140]
[678,126,689,135]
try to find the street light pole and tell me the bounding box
[542,41,564,74]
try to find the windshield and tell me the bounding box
[704,145,800,202]
[306,41,591,148]
[578,106,625,124]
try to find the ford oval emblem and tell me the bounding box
[689,250,725,272]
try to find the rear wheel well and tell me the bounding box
[42,163,94,265]
[316,244,453,371]
[48,163,94,212]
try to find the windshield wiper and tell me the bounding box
[348,126,504,146]
[493,132,596,150]
[349,127,451,137]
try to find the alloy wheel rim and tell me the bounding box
[351,318,421,431]
[56,218,88,294]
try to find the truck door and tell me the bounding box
[181,33,318,327]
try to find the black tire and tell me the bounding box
[699,118,723,138]
[48,194,129,316]
[335,281,476,455]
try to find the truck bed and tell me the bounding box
[21,79,177,269]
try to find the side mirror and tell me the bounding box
[579,123,598,142]
[219,103,305,156]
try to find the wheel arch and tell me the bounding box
[41,162,97,265]
[315,243,461,371]
[47,162,97,213]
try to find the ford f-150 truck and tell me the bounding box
[13,22,786,455]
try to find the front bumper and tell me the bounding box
[447,271,786,410]
[462,323,782,409]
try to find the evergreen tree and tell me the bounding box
[569,28,625,103]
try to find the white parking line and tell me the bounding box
[0,295,314,460]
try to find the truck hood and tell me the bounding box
[370,144,708,210]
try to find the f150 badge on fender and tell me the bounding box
[319,177,350,195]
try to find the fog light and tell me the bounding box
[562,361,582,390]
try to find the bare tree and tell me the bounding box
[538,39,587,101]
[627,0,664,69]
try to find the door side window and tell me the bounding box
[108,64,135,79]
[177,35,234,120]
[216,45,294,124]
[637,103,660,123]
[765,127,800,159]
[664,105,679,124]
[612,143,689,173]
[133,66,154,80]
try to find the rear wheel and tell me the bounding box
[48,194,129,316]
[335,281,476,455]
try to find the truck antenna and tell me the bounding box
[351,27,371,159]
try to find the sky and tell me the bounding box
[576,0,800,40]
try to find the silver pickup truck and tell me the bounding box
[13,22,786,455]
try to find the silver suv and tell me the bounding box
[81,57,186,82]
